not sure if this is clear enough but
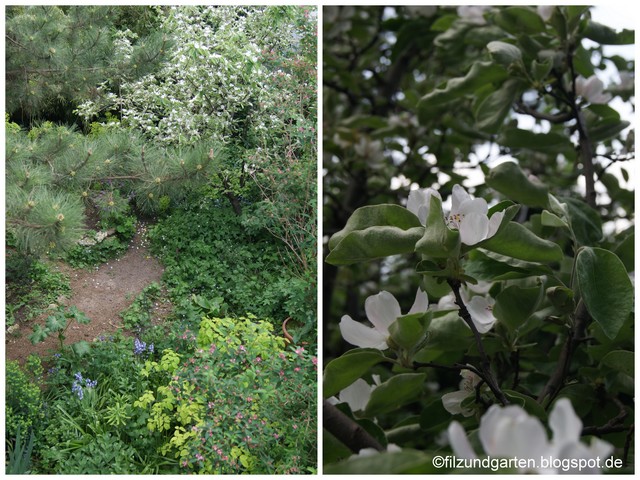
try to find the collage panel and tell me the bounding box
[5,5,317,475]
[322,5,634,475]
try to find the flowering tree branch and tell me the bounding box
[323,399,384,454]
[447,278,508,406]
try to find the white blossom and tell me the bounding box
[448,185,504,246]
[448,398,614,473]
[339,289,428,350]
[442,369,482,416]
[575,75,612,104]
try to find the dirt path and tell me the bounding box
[5,223,167,364]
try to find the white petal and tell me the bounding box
[407,188,440,225]
[458,197,488,217]
[339,378,374,412]
[448,421,477,459]
[339,315,388,349]
[365,291,401,333]
[466,296,496,333]
[437,293,456,310]
[408,288,429,315]
[442,390,473,416]
[549,398,582,447]
[451,184,471,213]
[487,210,505,238]
[480,405,549,459]
[459,212,489,246]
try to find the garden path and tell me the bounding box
[5,223,170,364]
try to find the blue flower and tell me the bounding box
[134,338,147,355]
[71,372,97,399]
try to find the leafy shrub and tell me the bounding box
[134,314,316,474]
[5,252,71,325]
[148,199,299,323]
[36,334,177,474]
[6,357,44,441]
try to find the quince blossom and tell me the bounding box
[437,284,497,334]
[448,185,504,246]
[407,185,504,246]
[575,75,612,105]
[441,369,482,416]
[448,398,613,473]
[339,289,429,350]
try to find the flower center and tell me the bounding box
[448,212,464,228]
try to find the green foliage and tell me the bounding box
[5,253,71,325]
[134,314,316,474]
[30,306,91,351]
[148,199,306,325]
[6,426,36,474]
[6,358,44,441]
[5,6,169,123]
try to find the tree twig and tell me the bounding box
[537,300,590,405]
[447,279,509,406]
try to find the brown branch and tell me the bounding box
[537,301,590,405]
[323,400,384,454]
[581,397,629,436]
[447,279,509,406]
[514,102,573,124]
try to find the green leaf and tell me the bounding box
[613,233,634,272]
[464,249,552,281]
[474,79,523,133]
[493,285,543,333]
[414,195,460,259]
[546,286,575,314]
[415,311,471,357]
[29,324,49,345]
[326,205,424,265]
[326,226,424,265]
[45,313,68,332]
[328,205,422,250]
[541,210,569,229]
[418,61,507,120]
[481,221,563,262]
[503,389,547,420]
[485,161,549,207]
[486,41,523,67]
[576,247,633,340]
[530,58,553,82]
[560,197,603,246]
[492,7,546,35]
[71,341,91,356]
[323,349,393,398]
[365,373,426,416]
[497,128,574,154]
[600,350,634,377]
[388,315,429,352]
[583,21,634,45]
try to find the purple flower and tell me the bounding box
[134,338,147,355]
[72,372,97,399]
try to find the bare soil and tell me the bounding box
[5,223,171,364]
